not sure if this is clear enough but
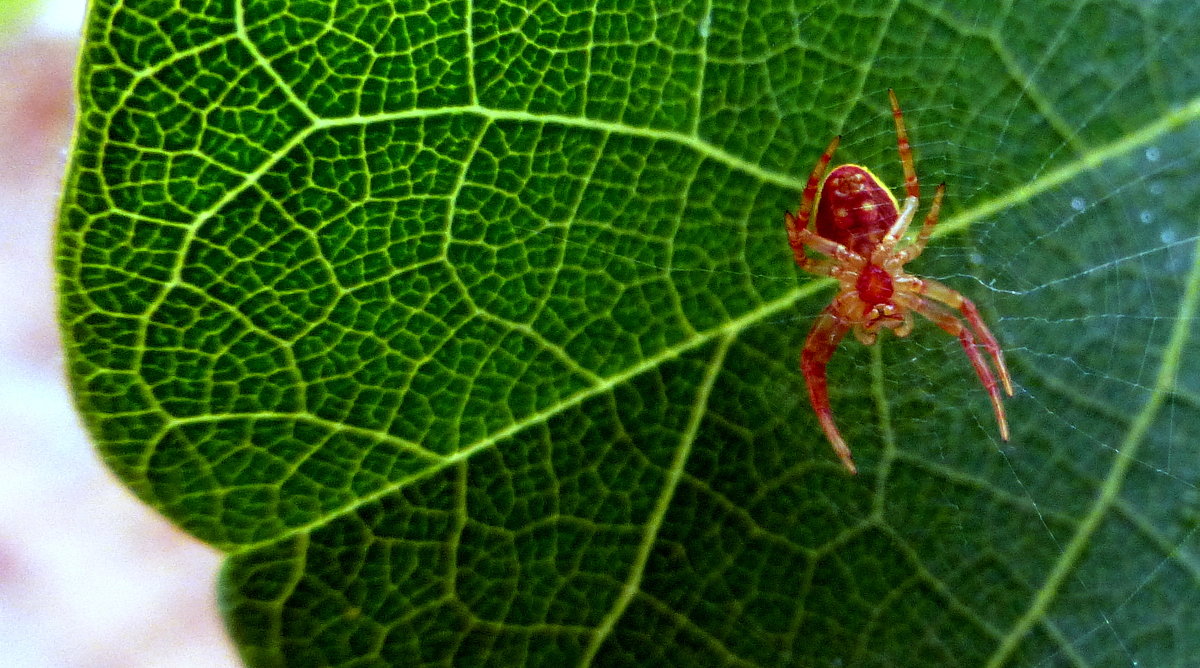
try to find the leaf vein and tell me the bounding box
[579,333,735,665]
[985,206,1200,667]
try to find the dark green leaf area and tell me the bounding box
[105,40,308,210]
[452,124,792,375]
[149,418,439,546]
[246,0,471,116]
[77,214,185,315]
[224,346,715,666]
[982,156,1193,411]
[181,201,335,341]
[102,0,234,72]
[141,290,301,417]
[385,314,596,454]
[474,0,705,126]
[610,529,993,668]
[74,376,168,475]
[256,116,485,283]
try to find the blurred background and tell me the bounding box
[0,1,239,665]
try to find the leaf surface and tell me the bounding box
[58,1,1200,665]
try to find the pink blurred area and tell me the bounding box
[0,4,240,667]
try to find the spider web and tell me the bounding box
[940,32,1197,668]
[769,4,1200,664]
[475,100,1197,668]
[489,3,1200,664]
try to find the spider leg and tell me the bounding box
[786,215,866,271]
[877,194,919,256]
[795,135,842,226]
[793,259,844,279]
[897,292,1010,441]
[896,182,945,264]
[888,89,919,199]
[786,135,841,263]
[916,278,1013,396]
[895,309,915,338]
[800,305,856,473]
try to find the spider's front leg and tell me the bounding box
[800,303,856,473]
[786,213,865,275]
[786,135,841,268]
[889,89,920,200]
[880,182,945,265]
[898,183,945,264]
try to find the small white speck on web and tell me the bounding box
[1149,181,1166,196]
[1139,210,1153,224]
[698,10,712,38]
[1144,146,1161,162]
[1160,226,1178,244]
[1070,197,1086,211]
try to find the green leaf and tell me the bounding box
[58,0,1200,665]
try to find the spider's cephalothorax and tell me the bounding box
[785,91,1013,474]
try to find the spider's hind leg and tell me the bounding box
[899,293,1010,441]
[916,278,1013,396]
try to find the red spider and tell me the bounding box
[785,91,1013,474]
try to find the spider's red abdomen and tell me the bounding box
[814,165,899,256]
[856,263,894,305]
